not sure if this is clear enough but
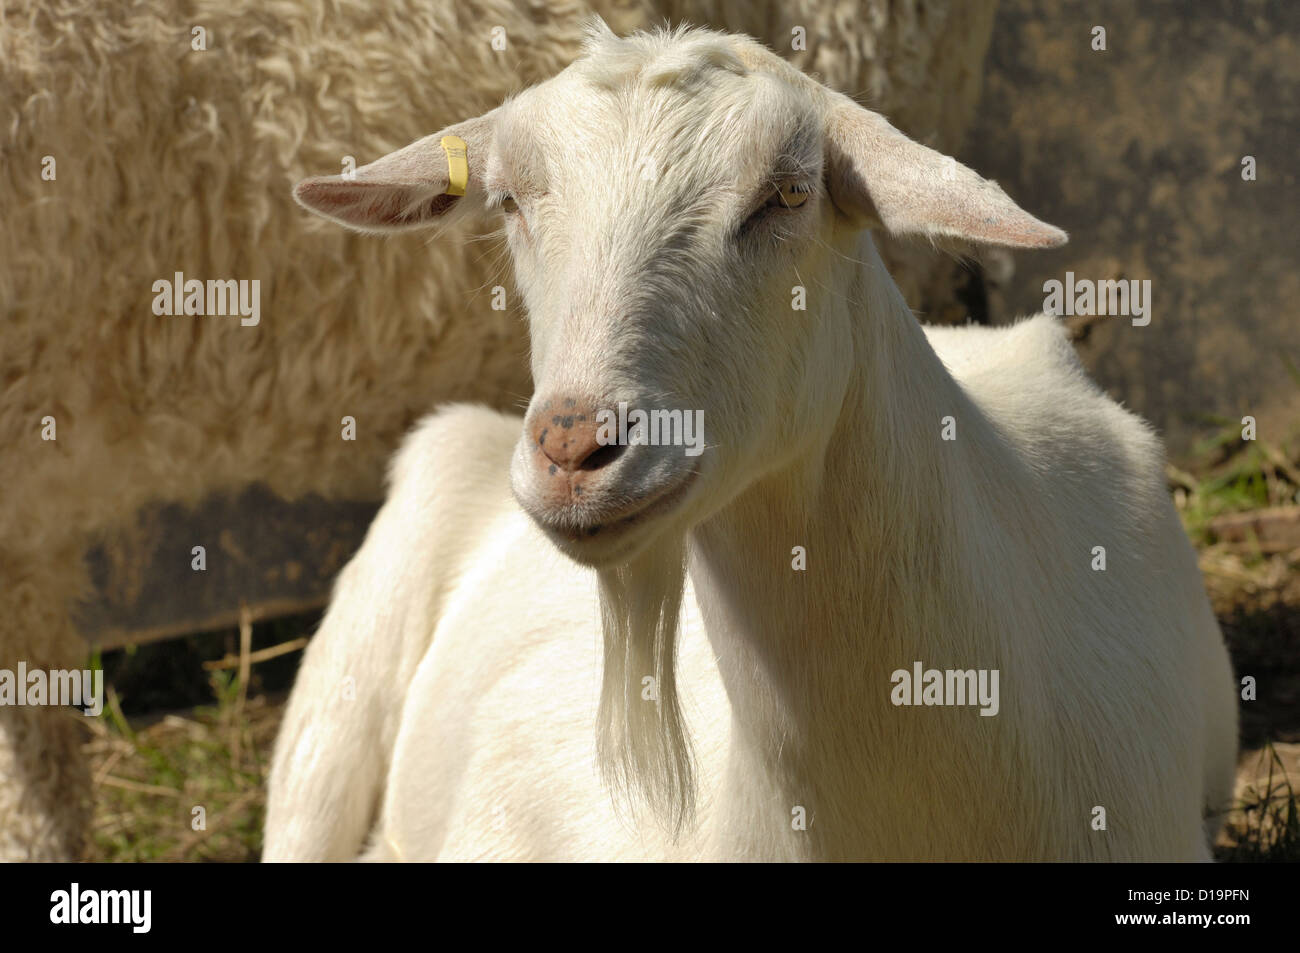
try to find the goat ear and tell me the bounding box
[293,113,495,233]
[824,101,1067,249]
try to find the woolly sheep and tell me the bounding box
[266,22,1238,861]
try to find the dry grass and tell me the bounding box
[1216,743,1300,862]
[83,682,283,862]
[81,616,301,862]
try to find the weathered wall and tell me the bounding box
[966,0,1299,459]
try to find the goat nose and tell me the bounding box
[531,401,625,473]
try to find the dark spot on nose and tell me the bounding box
[564,397,577,408]
[528,396,613,475]
[586,524,601,536]
[573,485,583,496]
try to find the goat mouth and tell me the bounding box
[540,470,699,555]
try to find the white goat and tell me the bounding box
[265,22,1238,861]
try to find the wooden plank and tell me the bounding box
[1207,506,1300,554]
[75,484,379,649]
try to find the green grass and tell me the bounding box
[1174,420,1298,549]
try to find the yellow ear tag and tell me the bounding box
[440,135,468,197]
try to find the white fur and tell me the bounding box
[266,23,1237,862]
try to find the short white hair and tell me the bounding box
[576,20,750,91]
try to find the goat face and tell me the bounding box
[292,24,1064,569]
[495,45,861,567]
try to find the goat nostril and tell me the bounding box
[579,442,626,471]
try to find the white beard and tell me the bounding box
[595,533,695,836]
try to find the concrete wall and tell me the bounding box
[965,0,1298,459]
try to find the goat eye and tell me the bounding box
[765,181,811,209]
[500,194,519,214]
